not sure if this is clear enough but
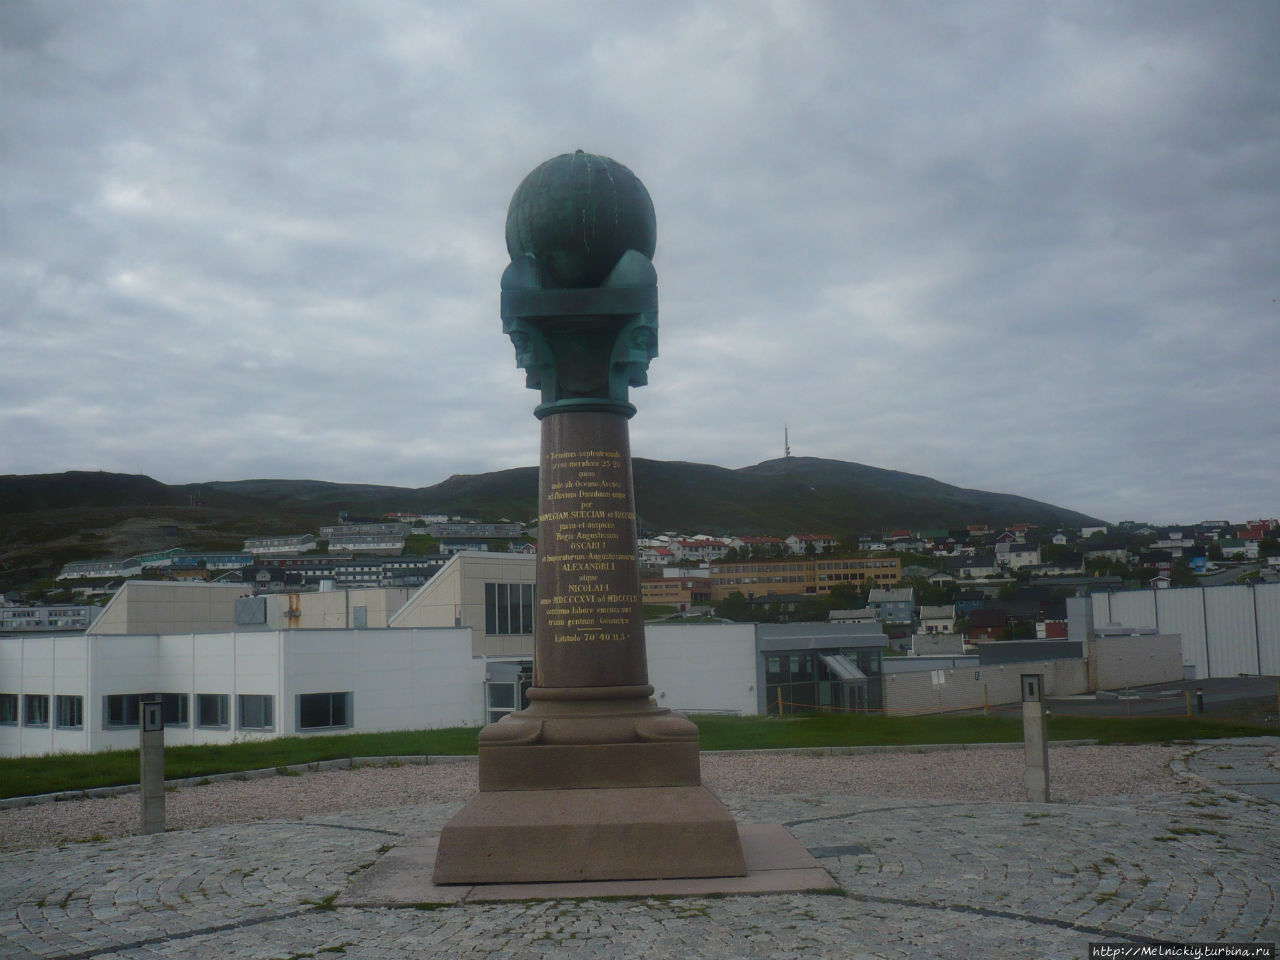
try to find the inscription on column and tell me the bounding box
[538,447,640,644]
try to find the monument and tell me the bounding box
[432,151,747,884]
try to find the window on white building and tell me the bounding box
[238,694,274,730]
[104,694,140,728]
[0,693,18,724]
[197,693,230,728]
[55,695,83,729]
[104,692,188,728]
[297,692,351,731]
[156,693,189,726]
[24,694,49,727]
[485,582,535,635]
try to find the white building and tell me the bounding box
[0,604,101,633]
[325,533,406,555]
[918,604,956,634]
[785,535,839,555]
[995,542,1041,570]
[0,627,480,758]
[1089,581,1280,679]
[244,534,317,556]
[57,558,142,581]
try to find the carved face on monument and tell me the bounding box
[505,150,657,289]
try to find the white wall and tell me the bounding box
[1091,582,1280,679]
[645,623,759,715]
[0,635,93,757]
[1,627,482,757]
[883,658,1089,715]
[282,628,482,734]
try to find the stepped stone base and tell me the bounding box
[432,785,748,884]
[479,740,701,791]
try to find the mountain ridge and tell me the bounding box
[0,458,1104,533]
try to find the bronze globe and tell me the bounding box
[505,150,656,289]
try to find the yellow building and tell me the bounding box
[707,556,902,601]
[640,577,712,610]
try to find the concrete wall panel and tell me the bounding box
[1155,589,1209,677]
[882,659,1087,716]
[1089,634,1184,689]
[645,623,759,715]
[1255,582,1280,675]
[1104,591,1159,631]
[1204,585,1260,677]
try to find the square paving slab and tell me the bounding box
[339,823,836,905]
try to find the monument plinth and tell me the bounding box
[432,151,746,884]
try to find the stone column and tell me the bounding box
[432,151,745,884]
[139,700,165,835]
[533,411,647,691]
[1021,674,1050,803]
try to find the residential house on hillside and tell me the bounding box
[244,534,317,555]
[670,538,729,562]
[995,542,1041,570]
[325,532,406,555]
[639,544,676,566]
[945,552,1000,579]
[174,553,254,572]
[319,522,411,540]
[918,604,955,634]
[1218,538,1258,560]
[57,558,142,581]
[785,534,839,555]
[728,536,787,556]
[1241,519,1279,541]
[425,522,524,540]
[867,587,915,624]
[1028,552,1084,577]
[966,608,1008,641]
[1136,551,1174,574]
[954,590,987,616]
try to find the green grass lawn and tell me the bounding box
[0,727,479,801]
[1,713,1271,801]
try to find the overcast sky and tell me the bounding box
[2,2,1277,525]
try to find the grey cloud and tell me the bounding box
[1,1,1276,524]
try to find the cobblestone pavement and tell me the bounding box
[1,740,1276,960]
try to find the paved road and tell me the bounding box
[1048,676,1280,719]
[1,739,1276,960]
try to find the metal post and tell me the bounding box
[983,683,989,718]
[139,700,165,835]
[1196,687,1205,715]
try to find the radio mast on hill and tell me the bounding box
[784,425,792,458]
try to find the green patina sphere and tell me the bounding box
[505,150,656,288]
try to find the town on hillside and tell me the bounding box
[4,511,1278,757]
[5,514,1278,647]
